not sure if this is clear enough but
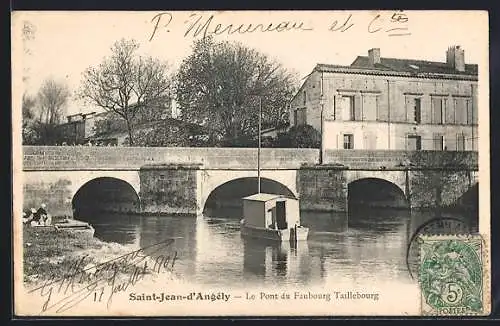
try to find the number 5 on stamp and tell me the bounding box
[418,235,490,316]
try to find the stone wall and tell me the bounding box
[23,178,73,217]
[297,166,348,212]
[323,150,478,169]
[23,146,319,170]
[408,169,475,209]
[139,164,200,216]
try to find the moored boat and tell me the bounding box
[240,193,309,242]
[53,219,95,237]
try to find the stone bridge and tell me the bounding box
[20,146,478,218]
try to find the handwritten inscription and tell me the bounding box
[28,239,177,313]
[148,11,412,41]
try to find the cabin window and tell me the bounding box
[343,134,354,149]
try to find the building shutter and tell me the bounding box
[432,98,443,124]
[362,95,377,121]
[445,98,456,124]
[456,133,466,151]
[433,133,444,150]
[334,94,342,120]
[405,96,414,122]
[446,134,456,151]
[455,98,467,124]
[466,99,473,125]
[354,94,362,121]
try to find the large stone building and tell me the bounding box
[289,46,478,151]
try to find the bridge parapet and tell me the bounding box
[323,150,478,170]
[23,146,319,171]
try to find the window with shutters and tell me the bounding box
[432,97,445,124]
[341,96,356,121]
[454,98,467,124]
[407,135,422,150]
[362,95,378,121]
[456,133,466,151]
[433,134,444,150]
[343,134,354,149]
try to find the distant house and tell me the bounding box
[54,112,96,144]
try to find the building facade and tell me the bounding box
[289,46,478,151]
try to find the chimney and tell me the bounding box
[368,48,381,65]
[446,45,465,72]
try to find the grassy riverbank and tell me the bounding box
[22,223,107,284]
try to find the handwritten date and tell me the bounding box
[29,239,177,313]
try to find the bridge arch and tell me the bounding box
[201,176,296,217]
[347,177,409,209]
[72,177,141,218]
[197,169,298,216]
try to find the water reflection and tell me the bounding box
[81,207,477,288]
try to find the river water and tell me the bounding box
[81,208,478,290]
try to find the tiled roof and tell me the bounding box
[350,56,478,75]
[314,57,478,80]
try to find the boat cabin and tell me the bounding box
[242,193,300,230]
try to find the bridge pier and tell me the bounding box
[297,165,349,212]
[139,163,202,216]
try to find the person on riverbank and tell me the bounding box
[23,208,36,225]
[33,203,50,226]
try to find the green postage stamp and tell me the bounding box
[418,235,490,316]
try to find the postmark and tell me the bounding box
[406,217,473,279]
[418,234,489,316]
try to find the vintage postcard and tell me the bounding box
[11,10,490,316]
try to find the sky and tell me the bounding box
[12,10,489,116]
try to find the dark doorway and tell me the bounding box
[276,200,287,230]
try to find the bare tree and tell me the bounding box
[22,93,37,144]
[79,38,171,145]
[37,78,70,125]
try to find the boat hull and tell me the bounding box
[240,222,309,242]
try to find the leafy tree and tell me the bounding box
[277,124,320,148]
[79,38,171,145]
[175,37,297,146]
[132,120,191,147]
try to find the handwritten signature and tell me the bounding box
[28,239,177,313]
[149,11,411,41]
